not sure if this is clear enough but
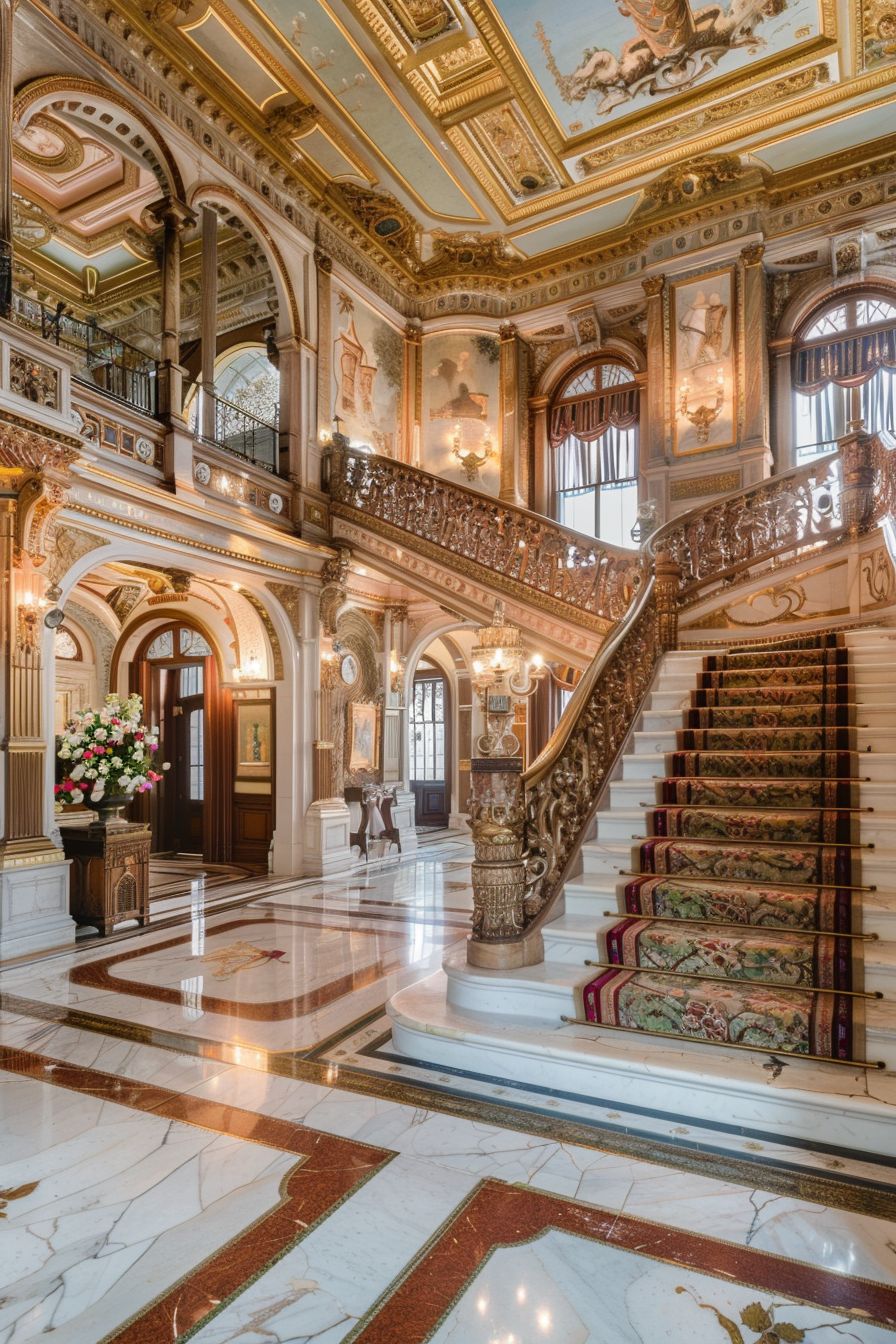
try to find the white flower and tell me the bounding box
[70,788,84,804]
[70,764,85,781]
[94,728,108,741]
[90,783,105,801]
[118,775,132,789]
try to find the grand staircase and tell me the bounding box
[389,627,896,1156]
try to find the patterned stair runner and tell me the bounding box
[582,634,865,1063]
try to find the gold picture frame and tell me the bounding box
[235,699,272,781]
[348,701,379,772]
[671,265,738,456]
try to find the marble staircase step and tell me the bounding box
[630,728,896,753]
[648,682,896,709]
[578,835,896,886]
[540,909,896,993]
[620,750,896,781]
[640,705,896,731]
[592,805,896,847]
[387,966,896,1158]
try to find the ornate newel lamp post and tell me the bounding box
[467,601,547,968]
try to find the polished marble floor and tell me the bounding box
[2,839,896,1342]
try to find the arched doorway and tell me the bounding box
[129,621,233,862]
[410,658,450,829]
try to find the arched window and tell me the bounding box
[549,358,640,549]
[792,292,896,463]
[214,346,280,424]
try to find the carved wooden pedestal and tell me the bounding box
[61,822,151,935]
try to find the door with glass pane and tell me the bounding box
[410,673,449,828]
[171,662,205,852]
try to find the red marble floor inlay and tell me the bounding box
[68,914,454,1020]
[0,1046,392,1343]
[350,1179,896,1341]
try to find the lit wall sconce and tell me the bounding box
[451,422,496,482]
[678,367,725,444]
[234,653,263,681]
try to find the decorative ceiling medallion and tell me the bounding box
[633,154,764,218]
[268,493,285,514]
[194,461,212,485]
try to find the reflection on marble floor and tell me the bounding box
[2,843,896,1342]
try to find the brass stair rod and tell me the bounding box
[582,960,882,1001]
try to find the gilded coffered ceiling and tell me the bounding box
[21,0,896,294]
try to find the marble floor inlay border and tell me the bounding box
[346,1179,896,1342]
[0,1044,393,1344]
[68,915,453,1020]
[5,990,896,1221]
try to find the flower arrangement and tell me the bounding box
[55,693,169,806]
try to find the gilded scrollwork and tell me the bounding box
[325,445,645,625]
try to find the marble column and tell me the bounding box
[148,196,195,426]
[402,322,421,466]
[739,242,773,485]
[0,473,74,957]
[640,273,668,519]
[0,0,15,316]
[314,248,333,443]
[499,322,528,507]
[529,393,550,517]
[199,205,218,443]
[276,335,303,512]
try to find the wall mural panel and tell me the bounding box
[421,330,501,494]
[491,0,823,137]
[671,266,737,456]
[331,289,405,458]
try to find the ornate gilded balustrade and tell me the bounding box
[325,445,646,630]
[471,428,896,967]
[654,451,844,604]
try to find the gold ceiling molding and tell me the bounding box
[12,113,85,173]
[230,0,486,224]
[632,154,765,220]
[13,76,186,200]
[574,65,831,176]
[454,60,896,227]
[462,100,562,205]
[464,0,838,157]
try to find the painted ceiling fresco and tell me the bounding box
[491,0,822,134]
[90,0,895,270]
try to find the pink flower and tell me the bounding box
[94,746,105,755]
[62,780,74,792]
[83,749,94,760]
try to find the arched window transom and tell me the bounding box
[792,291,896,463]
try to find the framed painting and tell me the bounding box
[348,701,378,772]
[671,266,737,456]
[235,699,272,781]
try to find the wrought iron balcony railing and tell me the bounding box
[193,388,278,473]
[11,292,159,416]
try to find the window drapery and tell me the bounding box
[793,326,896,393]
[548,385,639,447]
[553,423,637,494]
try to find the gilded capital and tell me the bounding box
[741,242,766,267]
[314,248,333,274]
[147,196,196,234]
[642,274,665,298]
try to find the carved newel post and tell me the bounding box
[837,425,877,539]
[653,549,683,651]
[467,603,545,970]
